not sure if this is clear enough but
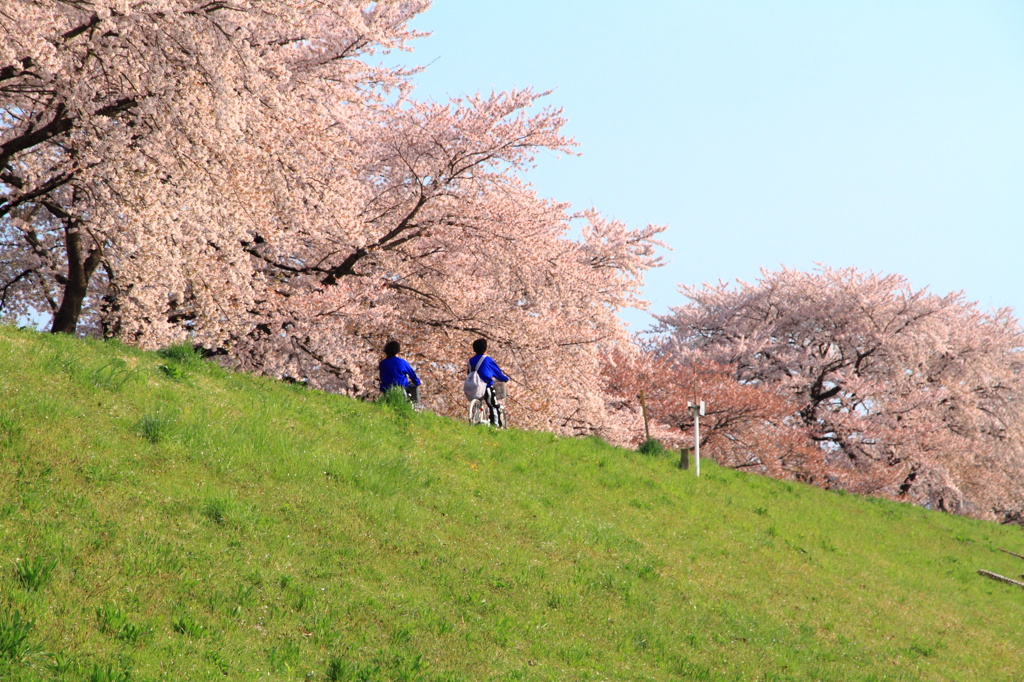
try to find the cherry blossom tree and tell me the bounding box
[655,266,1024,523]
[1,1,668,435]
[601,348,824,480]
[1,0,427,334]
[218,91,666,434]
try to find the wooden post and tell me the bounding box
[978,569,1024,589]
[680,447,691,470]
[639,389,650,443]
[998,548,1024,562]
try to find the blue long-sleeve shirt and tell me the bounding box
[379,356,421,393]
[468,354,509,386]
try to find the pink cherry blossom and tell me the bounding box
[1,1,667,436]
[655,266,1024,522]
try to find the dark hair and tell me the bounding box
[472,338,488,355]
[384,340,400,357]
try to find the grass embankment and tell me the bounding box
[0,325,1023,681]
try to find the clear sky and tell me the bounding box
[391,1,1024,330]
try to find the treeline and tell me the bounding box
[608,267,1024,525]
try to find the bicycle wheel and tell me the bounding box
[468,399,488,425]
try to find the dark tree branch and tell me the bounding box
[0,101,74,171]
[0,170,76,219]
[322,194,429,285]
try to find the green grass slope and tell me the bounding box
[1,326,1023,681]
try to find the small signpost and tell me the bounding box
[687,400,705,477]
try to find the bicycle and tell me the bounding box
[468,381,506,428]
[405,383,422,410]
[380,383,422,411]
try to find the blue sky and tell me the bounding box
[392,1,1024,330]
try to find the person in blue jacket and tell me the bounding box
[379,340,421,402]
[469,338,509,424]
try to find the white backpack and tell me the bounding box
[463,355,488,400]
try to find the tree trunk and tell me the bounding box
[50,220,100,335]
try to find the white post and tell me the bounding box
[694,404,700,478]
[688,400,705,477]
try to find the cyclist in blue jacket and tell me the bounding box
[468,338,509,425]
[379,340,421,402]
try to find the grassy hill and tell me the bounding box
[0,325,1023,681]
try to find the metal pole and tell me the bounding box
[693,403,700,477]
[688,400,704,477]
